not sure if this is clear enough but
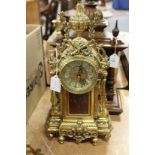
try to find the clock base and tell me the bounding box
[46,116,112,145]
[106,89,123,115]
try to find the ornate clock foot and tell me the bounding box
[45,131,53,139]
[58,136,64,144]
[76,140,81,144]
[92,137,98,146]
[49,133,54,138]
[104,133,111,142]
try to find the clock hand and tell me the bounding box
[77,65,83,77]
[76,65,83,87]
[76,65,87,87]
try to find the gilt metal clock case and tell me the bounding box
[46,2,112,145]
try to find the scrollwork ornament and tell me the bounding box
[59,11,66,25]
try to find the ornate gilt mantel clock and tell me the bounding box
[46,3,112,145]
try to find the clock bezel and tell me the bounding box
[59,56,98,94]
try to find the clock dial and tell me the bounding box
[60,59,98,94]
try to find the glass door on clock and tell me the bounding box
[68,93,90,114]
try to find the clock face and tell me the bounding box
[60,59,98,94]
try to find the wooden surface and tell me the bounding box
[115,58,128,89]
[106,59,128,114]
[61,0,77,11]
[40,0,59,40]
[26,0,40,24]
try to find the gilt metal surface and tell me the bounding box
[46,2,112,145]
